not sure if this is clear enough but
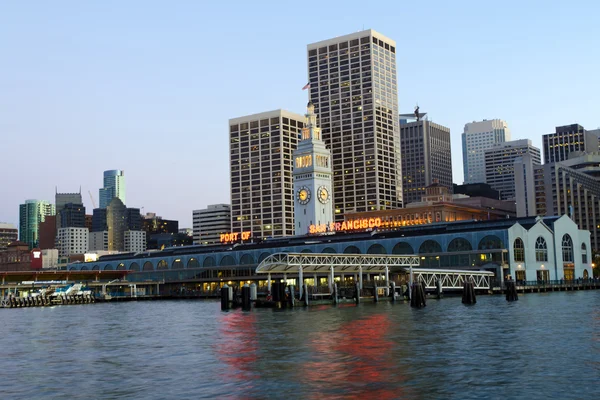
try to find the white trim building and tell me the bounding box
[507,215,591,282]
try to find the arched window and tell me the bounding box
[239,254,255,265]
[535,237,547,262]
[513,238,524,262]
[172,259,184,269]
[581,243,588,264]
[143,261,154,271]
[447,238,473,252]
[117,263,126,270]
[392,242,414,255]
[321,247,336,254]
[157,260,169,270]
[203,257,215,268]
[562,234,573,263]
[344,245,361,254]
[187,258,200,269]
[367,244,386,254]
[129,262,140,271]
[418,240,442,254]
[220,255,236,266]
[478,235,504,250]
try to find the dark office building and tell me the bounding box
[59,203,86,228]
[453,183,500,200]
[147,232,193,250]
[92,208,107,232]
[142,215,178,235]
[542,124,599,164]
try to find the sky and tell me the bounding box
[1,0,599,229]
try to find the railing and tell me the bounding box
[492,279,600,289]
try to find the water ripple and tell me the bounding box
[1,292,599,399]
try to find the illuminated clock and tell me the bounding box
[317,186,330,204]
[297,186,311,205]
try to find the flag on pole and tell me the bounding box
[302,82,311,90]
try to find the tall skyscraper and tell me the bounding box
[99,170,126,209]
[462,119,511,184]
[293,102,334,235]
[193,204,231,244]
[542,124,599,164]
[400,112,452,205]
[55,190,82,229]
[307,29,401,219]
[229,109,304,239]
[515,153,600,250]
[106,198,141,251]
[19,200,55,249]
[484,139,541,201]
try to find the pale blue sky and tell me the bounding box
[1,0,598,228]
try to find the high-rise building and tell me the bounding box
[106,198,142,252]
[0,223,18,251]
[39,216,57,250]
[484,139,541,201]
[56,227,89,257]
[142,213,178,235]
[462,119,511,184]
[307,29,402,218]
[91,208,107,232]
[55,190,82,230]
[19,200,55,249]
[59,203,86,228]
[229,110,304,239]
[542,124,599,164]
[515,153,600,250]
[89,231,108,251]
[99,170,126,209]
[193,204,231,244]
[293,102,334,235]
[400,113,452,204]
[124,230,146,252]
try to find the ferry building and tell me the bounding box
[68,105,593,288]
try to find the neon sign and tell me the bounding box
[220,231,251,243]
[309,218,382,234]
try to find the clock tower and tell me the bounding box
[293,101,333,235]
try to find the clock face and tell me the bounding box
[297,186,311,205]
[318,186,330,204]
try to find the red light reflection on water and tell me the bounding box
[303,313,405,399]
[216,311,259,383]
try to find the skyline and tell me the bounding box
[1,0,599,228]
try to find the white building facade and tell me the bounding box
[193,204,231,244]
[124,230,146,252]
[56,227,89,257]
[462,119,511,184]
[507,215,591,282]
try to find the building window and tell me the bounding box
[581,243,587,264]
[513,237,524,262]
[562,234,573,263]
[535,236,548,262]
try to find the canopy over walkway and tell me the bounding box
[256,253,420,274]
